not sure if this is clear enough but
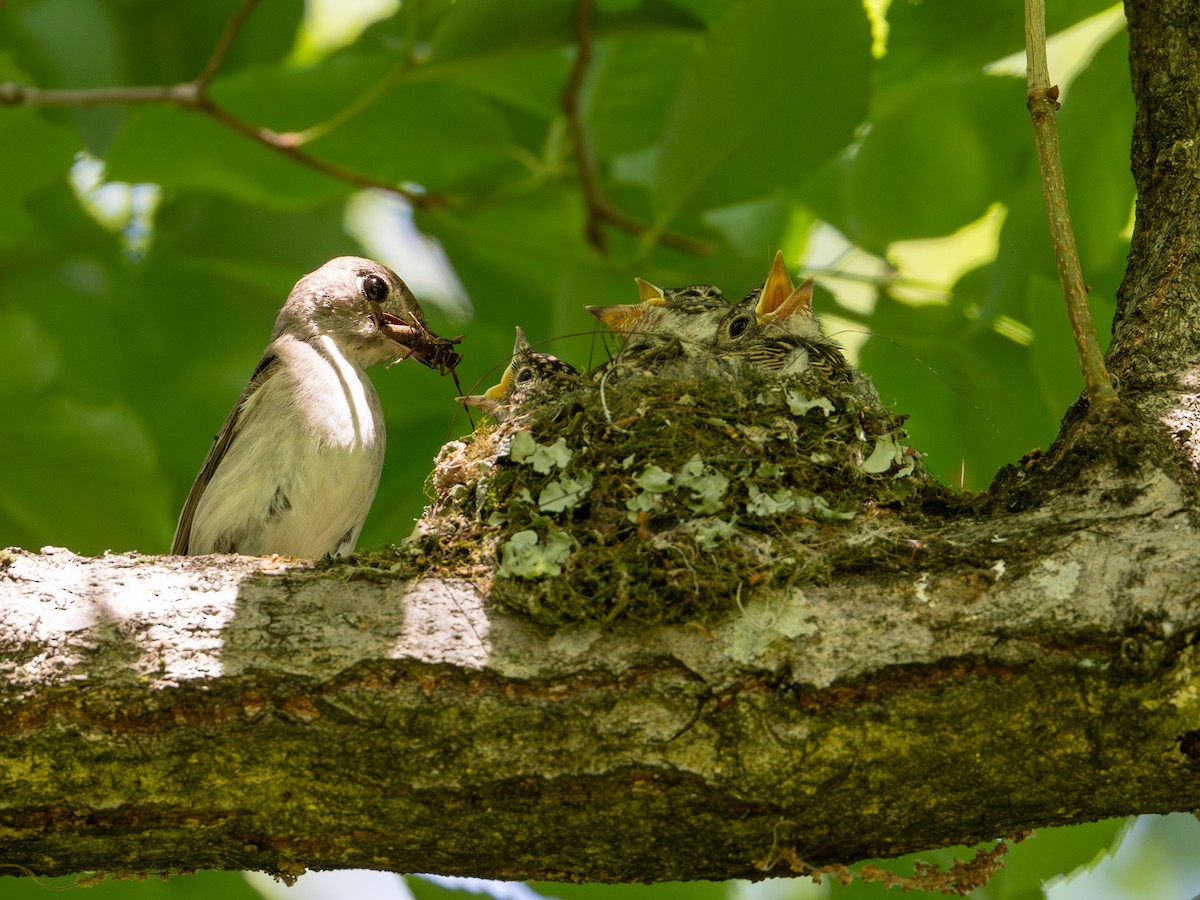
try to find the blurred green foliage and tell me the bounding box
[0,0,1146,893]
[0,0,1132,555]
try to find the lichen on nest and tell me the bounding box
[409,359,943,627]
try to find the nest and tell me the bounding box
[409,360,948,627]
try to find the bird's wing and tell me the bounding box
[810,340,854,382]
[170,350,280,554]
[742,337,854,382]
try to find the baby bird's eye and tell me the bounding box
[728,316,752,338]
[360,274,389,304]
[516,367,535,384]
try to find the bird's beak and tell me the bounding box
[587,298,663,334]
[457,393,491,409]
[635,278,667,302]
[754,251,796,320]
[376,309,464,373]
[482,368,514,400]
[457,362,514,410]
[761,278,815,323]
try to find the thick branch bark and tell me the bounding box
[3,442,1200,883]
[1113,0,1200,391]
[6,0,1200,885]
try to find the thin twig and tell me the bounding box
[1025,0,1119,409]
[561,0,713,255]
[289,8,430,149]
[0,83,189,107]
[286,61,406,146]
[0,0,442,210]
[197,100,438,205]
[0,80,439,208]
[195,0,262,92]
[561,0,607,251]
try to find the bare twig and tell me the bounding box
[0,1,441,211]
[561,0,607,251]
[0,83,190,107]
[195,0,262,92]
[197,101,439,205]
[561,0,713,255]
[287,62,406,146]
[1025,0,1119,409]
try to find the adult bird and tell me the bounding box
[459,327,580,422]
[172,256,462,558]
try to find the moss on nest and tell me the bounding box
[410,360,951,626]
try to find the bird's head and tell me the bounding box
[717,253,821,349]
[588,278,729,355]
[459,327,580,421]
[275,256,462,371]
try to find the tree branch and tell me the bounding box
[560,0,714,255]
[2,422,1199,882]
[1024,0,1119,410]
[195,0,262,93]
[1113,0,1200,389]
[0,1,442,211]
[0,82,191,107]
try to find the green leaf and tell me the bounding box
[105,105,348,209]
[879,0,1023,86]
[530,881,731,900]
[1058,27,1134,279]
[306,81,518,191]
[1026,272,1088,420]
[150,193,356,289]
[858,276,1053,490]
[449,48,572,118]
[816,1,1124,256]
[11,0,124,152]
[418,185,590,328]
[206,54,522,191]
[208,54,397,132]
[0,871,269,899]
[879,0,1119,85]
[811,74,1026,253]
[0,307,60,396]
[653,0,871,220]
[429,0,578,62]
[428,0,704,66]
[585,32,698,157]
[406,876,494,900]
[988,819,1129,900]
[0,58,79,247]
[822,820,1128,899]
[106,0,303,86]
[0,394,172,554]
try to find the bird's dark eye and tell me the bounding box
[516,367,535,384]
[728,316,752,338]
[360,274,389,304]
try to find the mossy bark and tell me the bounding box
[5,0,1200,884]
[3,458,1200,882]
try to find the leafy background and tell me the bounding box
[1,0,1186,896]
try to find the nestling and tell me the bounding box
[459,327,580,422]
[587,279,729,371]
[715,251,853,381]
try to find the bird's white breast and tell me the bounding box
[188,334,388,557]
